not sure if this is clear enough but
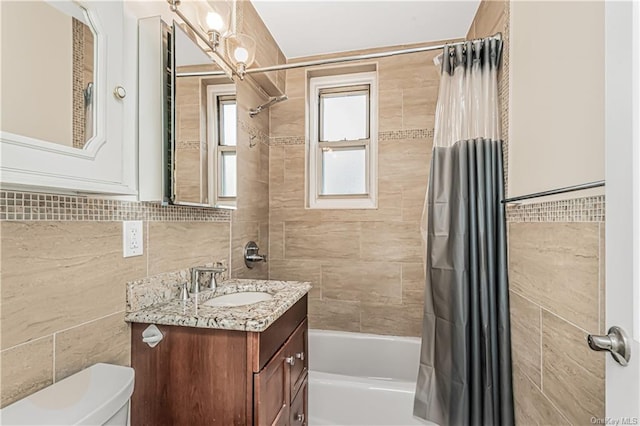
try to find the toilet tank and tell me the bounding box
[0,363,135,425]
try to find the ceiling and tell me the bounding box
[250,1,481,59]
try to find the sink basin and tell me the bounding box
[203,292,273,307]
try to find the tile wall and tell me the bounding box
[508,220,605,424]
[174,71,208,204]
[0,204,230,407]
[268,41,452,336]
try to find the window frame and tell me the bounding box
[206,84,237,208]
[307,71,378,209]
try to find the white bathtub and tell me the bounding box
[308,329,427,426]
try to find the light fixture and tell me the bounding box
[225,33,256,80]
[167,0,253,80]
[196,1,230,52]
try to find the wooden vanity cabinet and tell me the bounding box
[254,319,308,426]
[130,296,308,426]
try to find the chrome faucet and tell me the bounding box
[190,263,227,295]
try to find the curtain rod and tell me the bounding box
[177,33,503,78]
[501,180,605,204]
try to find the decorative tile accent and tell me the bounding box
[500,1,510,193]
[269,136,305,146]
[72,17,85,150]
[506,195,605,223]
[239,119,269,146]
[379,128,434,141]
[268,128,436,146]
[0,190,231,222]
[176,140,206,150]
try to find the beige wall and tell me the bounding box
[509,222,605,424]
[509,1,605,200]
[231,80,270,280]
[0,219,230,407]
[1,1,73,146]
[268,41,449,336]
[174,73,204,204]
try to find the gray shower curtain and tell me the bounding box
[413,38,514,426]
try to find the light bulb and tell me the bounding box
[205,11,224,32]
[234,47,249,63]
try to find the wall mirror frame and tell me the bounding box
[169,21,237,209]
[0,0,136,195]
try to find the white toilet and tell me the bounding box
[0,363,135,425]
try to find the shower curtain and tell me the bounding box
[413,37,514,426]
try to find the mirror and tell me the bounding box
[171,22,236,208]
[1,1,96,149]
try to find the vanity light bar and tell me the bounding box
[167,0,235,78]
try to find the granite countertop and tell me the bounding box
[125,279,312,332]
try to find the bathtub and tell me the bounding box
[308,329,427,426]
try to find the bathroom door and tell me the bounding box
[604,0,640,418]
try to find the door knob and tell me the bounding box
[113,85,127,99]
[587,326,631,366]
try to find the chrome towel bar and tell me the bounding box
[501,180,605,204]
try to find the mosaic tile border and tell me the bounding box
[269,136,305,146]
[506,195,605,223]
[269,128,435,146]
[72,18,85,150]
[0,191,231,222]
[176,140,206,150]
[499,1,510,193]
[380,128,434,141]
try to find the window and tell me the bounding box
[308,72,378,209]
[207,84,237,207]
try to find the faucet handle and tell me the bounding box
[179,282,190,300]
[190,268,202,294]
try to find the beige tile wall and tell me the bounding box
[509,222,606,424]
[174,72,205,204]
[0,220,231,407]
[467,0,608,423]
[232,80,270,280]
[268,41,449,336]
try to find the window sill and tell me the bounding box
[308,197,377,210]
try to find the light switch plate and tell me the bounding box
[123,221,143,257]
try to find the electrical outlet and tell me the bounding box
[123,221,143,258]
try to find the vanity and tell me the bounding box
[126,279,311,426]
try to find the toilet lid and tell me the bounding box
[0,363,134,425]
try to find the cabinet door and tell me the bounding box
[0,0,135,195]
[254,342,290,426]
[288,319,308,401]
[289,377,308,426]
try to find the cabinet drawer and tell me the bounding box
[287,319,308,400]
[289,377,308,426]
[254,340,289,426]
[249,296,307,373]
